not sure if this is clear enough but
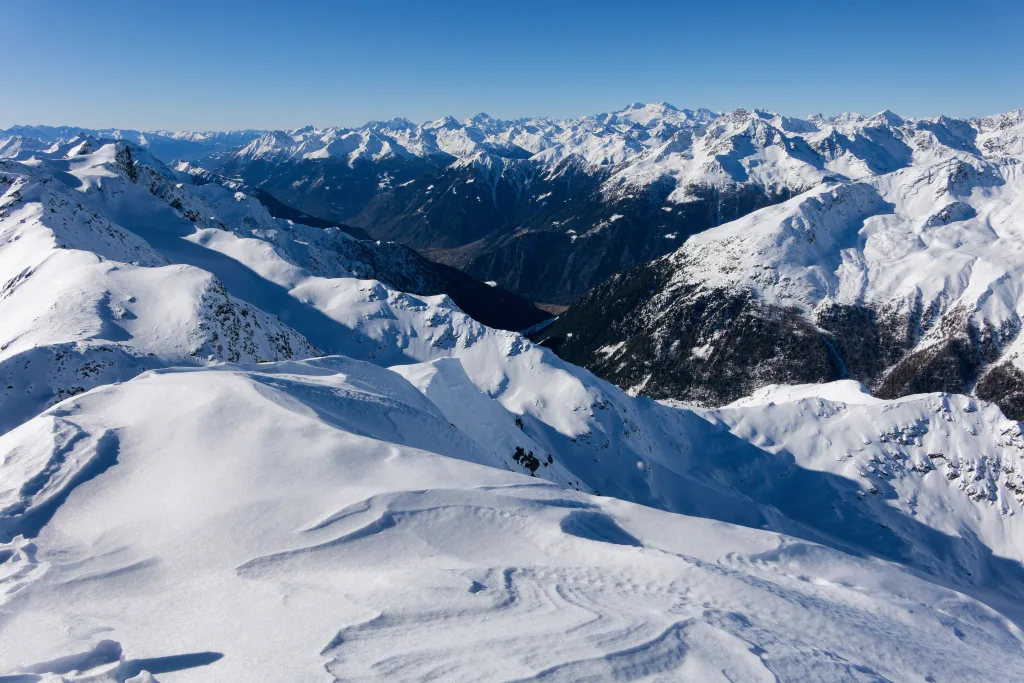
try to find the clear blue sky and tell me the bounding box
[3,0,1022,130]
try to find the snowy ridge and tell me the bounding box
[227,103,1024,204]
[0,125,263,163]
[670,156,1023,301]
[0,144,321,434]
[709,383,1024,566]
[665,154,1024,367]
[4,365,1023,681]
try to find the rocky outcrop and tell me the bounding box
[535,266,1024,420]
[535,271,845,405]
[976,362,1024,421]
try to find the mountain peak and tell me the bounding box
[425,114,460,130]
[871,109,905,126]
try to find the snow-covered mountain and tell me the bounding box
[213,103,806,302]
[5,121,1024,679]
[10,105,1022,305]
[536,140,1024,421]
[6,366,1023,681]
[0,137,550,430]
[171,161,549,331]
[0,146,319,435]
[0,125,264,163]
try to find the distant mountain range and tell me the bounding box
[211,104,1024,304]
[0,124,263,162]
[7,105,1022,306]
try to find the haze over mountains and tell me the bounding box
[3,104,1024,681]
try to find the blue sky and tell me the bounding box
[3,0,1022,130]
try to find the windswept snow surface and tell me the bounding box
[3,364,1024,682]
[3,137,1024,680]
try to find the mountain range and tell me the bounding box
[10,104,1020,306]
[3,108,1024,681]
[206,104,1024,305]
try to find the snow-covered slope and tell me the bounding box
[0,138,552,435]
[173,162,550,331]
[0,150,318,435]
[3,362,1024,682]
[702,382,1024,614]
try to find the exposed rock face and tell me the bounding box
[451,182,787,304]
[536,273,844,406]
[538,277,1024,421]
